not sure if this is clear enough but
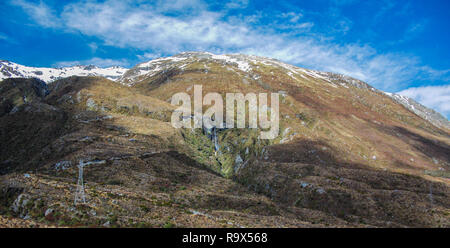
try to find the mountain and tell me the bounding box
[0,52,449,227]
[384,92,450,130]
[0,60,127,82]
[2,56,448,130]
[119,52,449,128]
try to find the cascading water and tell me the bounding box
[203,125,221,156]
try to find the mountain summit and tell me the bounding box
[0,52,449,227]
[2,53,447,129]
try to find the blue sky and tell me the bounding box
[1,0,449,118]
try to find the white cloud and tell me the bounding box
[372,0,396,24]
[390,19,429,44]
[59,1,257,52]
[10,0,450,92]
[10,0,60,28]
[154,0,207,12]
[54,57,130,68]
[137,52,163,61]
[0,32,18,44]
[225,0,249,9]
[279,12,303,23]
[398,85,450,119]
[88,42,98,53]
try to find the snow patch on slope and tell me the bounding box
[0,60,127,83]
[383,91,450,129]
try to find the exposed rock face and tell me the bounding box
[0,78,47,116]
[0,52,449,227]
[384,92,450,130]
[11,193,31,217]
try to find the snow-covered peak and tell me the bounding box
[119,52,302,86]
[0,60,128,83]
[118,52,380,89]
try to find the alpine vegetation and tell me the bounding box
[0,52,448,228]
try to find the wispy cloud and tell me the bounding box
[54,57,130,68]
[372,0,396,24]
[0,32,18,44]
[137,52,164,61]
[10,0,60,28]
[0,32,10,41]
[9,0,450,93]
[398,85,450,119]
[279,12,303,23]
[225,0,249,9]
[88,42,98,53]
[390,19,429,44]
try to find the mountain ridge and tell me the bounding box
[2,52,448,130]
[0,60,128,82]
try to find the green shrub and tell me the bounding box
[163,222,175,228]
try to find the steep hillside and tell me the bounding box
[120,52,450,180]
[0,52,449,227]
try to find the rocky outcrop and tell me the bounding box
[384,92,450,130]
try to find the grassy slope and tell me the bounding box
[0,54,449,227]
